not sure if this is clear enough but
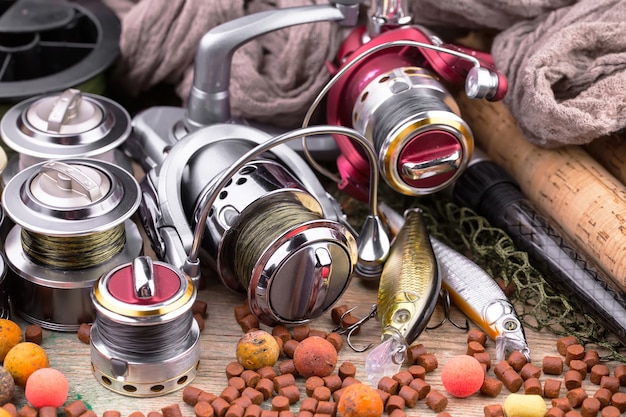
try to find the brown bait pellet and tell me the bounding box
[3,404,17,417]
[291,325,310,342]
[613,363,626,385]
[543,355,564,375]
[545,408,566,417]
[193,402,215,417]
[415,353,438,372]
[552,397,573,412]
[325,332,343,353]
[408,377,431,399]
[406,344,428,364]
[278,384,300,404]
[238,314,260,333]
[520,362,542,380]
[564,369,583,390]
[493,360,512,379]
[424,389,448,413]
[556,335,579,356]
[480,376,503,398]
[315,401,336,416]
[376,388,390,406]
[229,376,247,392]
[565,344,586,365]
[226,362,245,379]
[198,391,217,404]
[282,340,299,358]
[274,373,296,391]
[277,359,297,376]
[398,385,419,408]
[243,404,262,417]
[611,391,626,412]
[331,304,350,325]
[64,400,88,417]
[407,364,427,380]
[378,376,399,395]
[17,406,37,417]
[389,410,407,417]
[305,376,325,397]
[583,350,601,371]
[483,404,504,417]
[385,395,406,414]
[194,313,206,332]
[192,299,207,316]
[601,376,621,393]
[270,396,290,412]
[567,387,588,408]
[392,371,414,387]
[76,323,91,344]
[231,396,252,410]
[255,378,274,400]
[259,411,278,417]
[225,404,245,417]
[564,411,583,417]
[277,412,294,417]
[257,366,277,380]
[337,362,357,380]
[593,387,613,408]
[501,367,523,393]
[24,324,43,345]
[78,412,97,417]
[543,378,563,398]
[234,304,251,322]
[467,328,487,346]
[436,413,452,417]
[312,386,331,402]
[466,340,485,356]
[569,359,588,379]
[162,405,183,417]
[308,329,327,339]
[322,374,342,392]
[524,377,543,395]
[183,385,205,405]
[241,387,264,405]
[580,397,601,417]
[38,406,55,417]
[600,405,621,417]
[473,352,492,371]
[220,385,241,403]
[341,376,360,388]
[294,412,312,417]
[590,364,611,385]
[271,325,291,344]
[274,336,284,355]
[241,370,261,388]
[332,387,346,403]
[507,350,528,372]
[300,397,318,413]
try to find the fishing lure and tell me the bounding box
[365,208,441,386]
[379,202,531,363]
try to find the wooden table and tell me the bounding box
[9,254,624,417]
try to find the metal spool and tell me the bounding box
[0,0,120,105]
[2,158,143,331]
[90,256,200,397]
[1,88,133,185]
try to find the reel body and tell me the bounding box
[326,25,507,200]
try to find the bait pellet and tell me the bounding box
[600,376,620,393]
[580,397,601,417]
[183,386,205,405]
[593,387,613,408]
[17,406,37,417]
[241,387,264,405]
[233,304,251,322]
[270,396,289,412]
[406,344,428,364]
[376,388,390,405]
[493,360,512,379]
[211,397,230,416]
[543,378,563,398]
[466,340,485,356]
[543,356,564,375]
[483,404,503,417]
[322,374,342,392]
[330,304,350,325]
[545,407,566,417]
[226,362,245,379]
[500,367,523,393]
[564,370,583,390]
[325,332,343,352]
[611,391,626,412]
[341,376,360,388]
[467,328,487,346]
[556,335,578,356]
[193,401,214,417]
[590,364,610,385]
[78,411,97,417]
[3,403,16,417]
[259,411,278,417]
[398,385,419,408]
[315,400,336,416]
[198,391,217,404]
[274,373,296,391]
[312,386,331,402]
[294,412,312,417]
[300,397,318,413]
[389,409,407,417]
[524,377,543,395]
[332,387,346,403]
[241,370,260,388]
[24,325,42,345]
[305,376,324,397]
[600,405,621,417]
[238,314,259,333]
[277,359,297,376]
[407,364,426,379]
[243,404,261,417]
[565,344,585,365]
[39,406,56,417]
[337,362,356,380]
[507,350,528,372]
[392,370,414,387]
[385,395,405,414]
[277,384,300,404]
[228,377,246,392]
[282,340,299,358]
[479,376,503,398]
[520,362,542,380]
[566,387,588,408]
[291,325,310,342]
[65,401,89,417]
[257,366,277,381]
[77,323,91,344]
[416,353,438,372]
[583,350,601,371]
[308,329,327,339]
[127,413,144,417]
[424,389,447,413]
[192,299,207,316]
[231,396,252,410]
[377,376,399,395]
[569,359,588,379]
[473,352,491,371]
[436,413,452,417]
[408,377,431,399]
[220,385,240,403]
[613,364,626,385]
[255,378,275,400]
[194,313,205,332]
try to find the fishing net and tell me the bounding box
[334,185,626,362]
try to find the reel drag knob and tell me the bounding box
[90,256,200,397]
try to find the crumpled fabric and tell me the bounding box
[103,0,341,127]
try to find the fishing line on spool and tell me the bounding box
[20,223,126,270]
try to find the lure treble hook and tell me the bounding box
[427,287,470,331]
[332,304,378,352]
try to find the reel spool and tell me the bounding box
[90,256,200,397]
[1,158,143,331]
[0,205,8,319]
[0,88,133,186]
[0,0,120,108]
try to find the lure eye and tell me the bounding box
[393,308,411,324]
[503,318,519,331]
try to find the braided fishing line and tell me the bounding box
[233,201,320,288]
[20,223,126,270]
[93,309,194,356]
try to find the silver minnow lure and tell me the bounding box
[365,207,441,386]
[378,202,530,363]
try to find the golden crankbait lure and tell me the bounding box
[365,208,441,386]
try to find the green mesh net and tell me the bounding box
[334,185,626,362]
